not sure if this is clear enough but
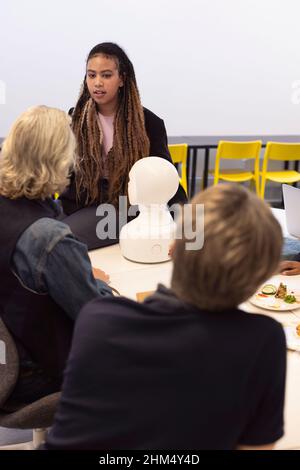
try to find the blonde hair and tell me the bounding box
[0,106,76,199]
[171,184,283,311]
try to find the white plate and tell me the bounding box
[249,293,300,312]
[284,326,300,351]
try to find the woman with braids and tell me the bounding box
[60,42,187,249]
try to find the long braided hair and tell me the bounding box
[72,42,150,206]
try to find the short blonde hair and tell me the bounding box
[0,106,76,199]
[171,184,283,311]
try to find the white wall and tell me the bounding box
[1,0,300,136]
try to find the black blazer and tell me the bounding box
[60,107,187,215]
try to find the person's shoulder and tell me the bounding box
[248,311,283,330]
[15,217,76,267]
[143,107,164,125]
[24,217,74,247]
[143,107,167,141]
[29,216,72,235]
[72,296,143,341]
[79,295,142,322]
[240,310,286,347]
[80,294,153,325]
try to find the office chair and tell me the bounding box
[0,318,60,450]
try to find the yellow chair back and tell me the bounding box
[263,142,300,161]
[214,141,262,195]
[260,142,300,198]
[168,143,188,195]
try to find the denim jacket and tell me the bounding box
[11,215,113,321]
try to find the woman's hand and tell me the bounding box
[92,267,110,283]
[279,260,300,276]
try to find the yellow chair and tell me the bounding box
[213,140,262,195]
[260,142,300,199]
[168,143,188,196]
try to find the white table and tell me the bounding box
[89,208,300,450]
[240,273,300,450]
[89,208,295,298]
[89,245,172,300]
[242,208,300,450]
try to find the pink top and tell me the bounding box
[98,112,114,156]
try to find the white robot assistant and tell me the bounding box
[120,157,179,263]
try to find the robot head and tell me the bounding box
[128,156,179,205]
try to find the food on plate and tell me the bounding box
[261,284,277,295]
[284,294,296,304]
[253,282,300,310]
[275,283,287,299]
[296,324,300,337]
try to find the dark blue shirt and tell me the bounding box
[45,285,286,450]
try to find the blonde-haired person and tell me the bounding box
[45,184,286,450]
[0,106,74,200]
[0,106,112,407]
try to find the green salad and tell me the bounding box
[284,295,296,304]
